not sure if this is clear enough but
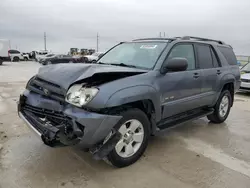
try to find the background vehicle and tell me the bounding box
[0,39,10,65]
[41,54,77,65]
[35,50,49,62]
[18,36,240,168]
[21,53,29,61]
[239,62,250,92]
[84,52,104,63]
[8,49,27,62]
[38,54,55,63]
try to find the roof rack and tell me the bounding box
[180,36,225,45]
[133,38,175,41]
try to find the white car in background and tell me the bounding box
[239,63,250,92]
[84,52,104,63]
[35,50,49,62]
[38,53,55,63]
[8,50,29,62]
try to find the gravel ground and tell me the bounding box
[0,61,250,188]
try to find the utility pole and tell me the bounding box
[44,32,47,51]
[163,32,166,37]
[9,40,11,49]
[159,32,162,38]
[96,33,99,52]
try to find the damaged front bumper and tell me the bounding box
[18,90,122,158]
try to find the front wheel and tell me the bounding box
[107,108,150,168]
[207,90,232,123]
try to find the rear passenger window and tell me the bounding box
[168,44,196,70]
[210,48,219,67]
[218,46,237,65]
[8,50,20,54]
[196,44,213,69]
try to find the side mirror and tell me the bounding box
[161,57,188,74]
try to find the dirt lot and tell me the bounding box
[0,61,250,188]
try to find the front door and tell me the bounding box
[158,43,202,119]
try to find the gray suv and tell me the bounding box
[18,36,240,167]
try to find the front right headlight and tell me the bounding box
[65,84,99,107]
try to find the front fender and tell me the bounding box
[105,85,161,121]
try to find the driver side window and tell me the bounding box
[167,44,196,70]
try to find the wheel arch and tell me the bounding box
[104,85,161,134]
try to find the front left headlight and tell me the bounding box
[65,84,99,107]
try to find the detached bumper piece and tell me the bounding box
[18,95,84,147]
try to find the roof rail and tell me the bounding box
[133,38,175,41]
[180,36,225,45]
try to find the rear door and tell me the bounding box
[158,43,202,119]
[195,44,221,106]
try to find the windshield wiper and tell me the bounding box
[109,63,136,68]
[97,62,137,68]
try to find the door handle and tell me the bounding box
[217,70,221,75]
[193,72,199,78]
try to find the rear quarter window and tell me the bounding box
[218,46,237,65]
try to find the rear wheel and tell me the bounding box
[0,60,3,65]
[107,108,150,168]
[207,90,232,123]
[13,57,20,62]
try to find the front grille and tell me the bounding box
[23,104,65,120]
[241,79,250,83]
[27,77,66,102]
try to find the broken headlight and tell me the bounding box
[65,84,99,107]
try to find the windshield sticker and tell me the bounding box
[140,45,157,49]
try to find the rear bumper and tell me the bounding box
[18,90,122,148]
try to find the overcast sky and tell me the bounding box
[0,0,250,55]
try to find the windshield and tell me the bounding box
[97,42,167,69]
[241,63,250,72]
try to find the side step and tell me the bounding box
[156,108,214,133]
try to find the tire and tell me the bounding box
[13,57,20,62]
[107,108,150,168]
[91,60,97,64]
[47,61,52,65]
[0,60,2,65]
[207,90,232,123]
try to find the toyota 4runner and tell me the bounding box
[18,36,240,167]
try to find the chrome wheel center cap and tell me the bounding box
[124,132,133,144]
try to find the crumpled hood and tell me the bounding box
[37,64,147,90]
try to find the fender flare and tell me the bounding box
[105,85,161,122]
